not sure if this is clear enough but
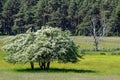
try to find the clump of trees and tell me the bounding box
[3,26,81,69]
[0,0,120,36]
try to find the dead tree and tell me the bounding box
[90,14,106,51]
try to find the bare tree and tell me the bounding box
[90,13,106,51]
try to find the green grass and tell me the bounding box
[0,55,120,75]
[0,72,120,80]
[72,36,120,51]
[0,55,120,80]
[0,36,120,80]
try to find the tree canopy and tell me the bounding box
[0,0,120,36]
[3,26,81,69]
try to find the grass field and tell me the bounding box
[0,36,120,80]
[72,36,120,51]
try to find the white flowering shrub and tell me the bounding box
[3,26,81,69]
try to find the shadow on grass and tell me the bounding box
[14,68,97,73]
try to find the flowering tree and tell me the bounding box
[3,26,81,69]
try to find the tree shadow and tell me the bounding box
[15,68,97,73]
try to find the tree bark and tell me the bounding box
[30,62,34,69]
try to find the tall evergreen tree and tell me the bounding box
[0,0,120,36]
[1,0,21,35]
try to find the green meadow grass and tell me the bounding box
[72,36,120,51]
[0,55,120,80]
[0,36,120,80]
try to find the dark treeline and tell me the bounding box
[0,0,120,36]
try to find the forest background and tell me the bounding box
[0,0,120,36]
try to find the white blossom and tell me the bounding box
[3,26,81,64]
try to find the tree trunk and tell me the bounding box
[39,62,51,70]
[93,20,99,51]
[40,62,45,70]
[46,62,50,69]
[30,62,34,69]
[95,39,98,51]
[43,62,46,70]
[94,36,99,51]
[39,61,44,69]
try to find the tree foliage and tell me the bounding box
[0,0,120,36]
[3,26,81,69]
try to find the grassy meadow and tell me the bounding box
[72,36,120,51]
[0,36,120,80]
